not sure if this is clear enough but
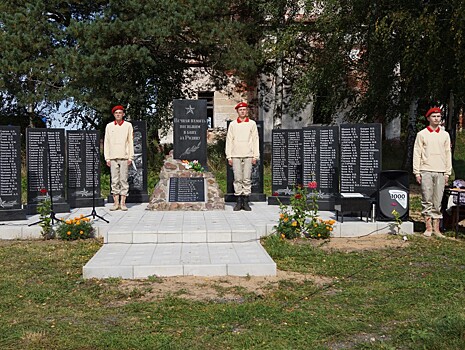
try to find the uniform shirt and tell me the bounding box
[413,126,452,176]
[104,120,134,161]
[225,117,260,160]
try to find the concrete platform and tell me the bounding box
[83,242,276,278]
[0,202,413,279]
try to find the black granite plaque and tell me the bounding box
[0,126,26,221]
[302,126,339,210]
[127,120,149,202]
[168,177,206,202]
[268,129,303,205]
[340,124,382,196]
[225,120,265,202]
[67,130,104,208]
[26,128,70,214]
[173,99,207,167]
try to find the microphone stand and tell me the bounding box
[84,131,109,223]
[29,131,64,226]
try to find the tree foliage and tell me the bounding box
[1,0,465,141]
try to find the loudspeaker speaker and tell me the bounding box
[376,170,409,221]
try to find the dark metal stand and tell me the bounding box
[29,134,64,227]
[84,131,109,223]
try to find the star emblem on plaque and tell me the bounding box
[185,105,195,115]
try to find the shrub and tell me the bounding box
[56,215,95,241]
[275,181,335,240]
[37,197,54,240]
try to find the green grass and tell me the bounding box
[0,237,464,349]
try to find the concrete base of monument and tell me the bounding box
[69,197,105,208]
[25,202,71,215]
[224,193,267,202]
[330,220,414,237]
[0,209,26,221]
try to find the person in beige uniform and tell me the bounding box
[104,105,134,211]
[413,107,452,237]
[225,102,260,211]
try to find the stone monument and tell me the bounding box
[148,151,224,211]
[67,130,105,208]
[26,128,70,215]
[0,126,26,221]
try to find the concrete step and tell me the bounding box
[83,242,277,279]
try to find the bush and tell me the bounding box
[56,215,95,240]
[274,181,335,240]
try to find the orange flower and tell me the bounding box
[67,231,71,236]
[79,230,84,235]
[283,217,289,222]
[279,213,284,219]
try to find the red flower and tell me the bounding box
[307,181,317,189]
[40,188,47,195]
[294,194,302,199]
[272,192,279,196]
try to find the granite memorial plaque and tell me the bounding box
[173,99,207,167]
[0,126,26,220]
[302,126,339,210]
[67,130,104,208]
[127,120,149,202]
[268,129,303,205]
[225,120,265,202]
[340,123,382,196]
[168,177,206,202]
[26,128,70,214]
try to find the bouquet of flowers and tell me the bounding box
[181,160,205,172]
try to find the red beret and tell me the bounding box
[425,107,441,118]
[111,105,124,114]
[235,102,248,110]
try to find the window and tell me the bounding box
[198,91,214,128]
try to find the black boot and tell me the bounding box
[233,196,242,211]
[242,196,252,211]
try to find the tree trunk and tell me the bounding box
[403,97,418,170]
[273,63,283,129]
[448,90,457,156]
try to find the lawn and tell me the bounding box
[6,133,465,349]
[0,236,464,349]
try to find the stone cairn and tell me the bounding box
[147,151,225,211]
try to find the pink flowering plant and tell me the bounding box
[275,180,335,240]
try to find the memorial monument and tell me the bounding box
[67,130,105,208]
[26,128,70,215]
[0,126,26,221]
[148,100,224,210]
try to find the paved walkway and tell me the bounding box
[0,202,413,279]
